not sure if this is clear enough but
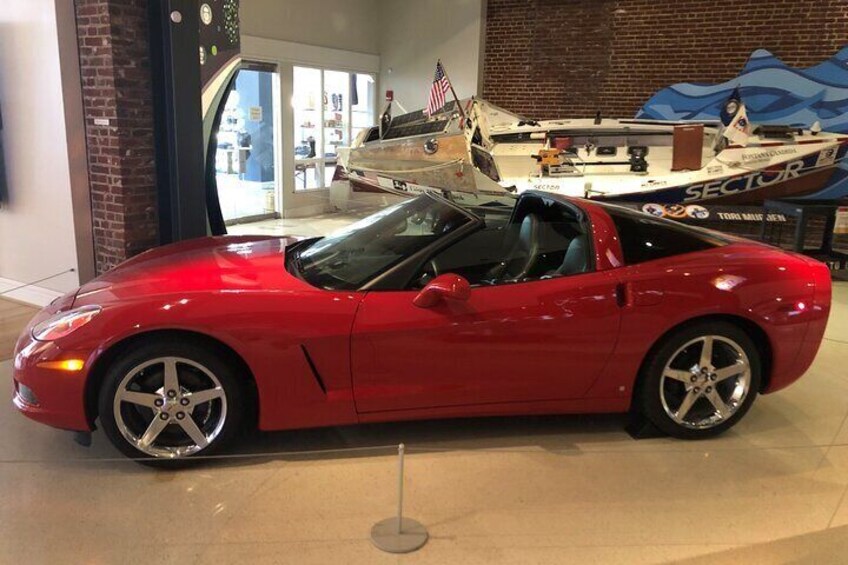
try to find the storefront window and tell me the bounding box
[292,66,323,190]
[293,66,375,191]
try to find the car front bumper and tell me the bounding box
[11,307,93,432]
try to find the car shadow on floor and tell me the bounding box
[204,412,636,468]
[27,391,813,470]
[147,390,823,470]
[193,389,815,469]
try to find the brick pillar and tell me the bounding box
[75,0,159,274]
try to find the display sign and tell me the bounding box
[619,202,839,254]
[635,203,787,224]
[198,0,240,86]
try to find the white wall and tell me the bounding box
[240,0,381,55]
[0,0,81,303]
[239,0,486,104]
[378,0,485,113]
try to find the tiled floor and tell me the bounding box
[2,284,848,563]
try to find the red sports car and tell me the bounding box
[12,191,831,461]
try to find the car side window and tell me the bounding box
[606,208,725,265]
[295,196,472,290]
[412,199,592,288]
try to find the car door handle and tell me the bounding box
[615,283,630,308]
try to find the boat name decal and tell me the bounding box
[683,159,804,201]
[740,147,798,162]
[715,212,788,222]
[531,183,562,192]
[639,203,788,223]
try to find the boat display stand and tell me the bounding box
[760,198,848,269]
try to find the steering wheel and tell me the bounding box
[416,258,440,287]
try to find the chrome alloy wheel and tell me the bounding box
[659,335,752,430]
[112,357,227,458]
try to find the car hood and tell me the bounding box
[74,235,310,305]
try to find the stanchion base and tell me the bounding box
[370,517,428,553]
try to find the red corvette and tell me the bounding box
[12,191,831,461]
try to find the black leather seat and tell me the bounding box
[488,213,541,281]
[552,234,588,275]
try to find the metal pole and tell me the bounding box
[370,442,428,553]
[397,443,405,534]
[438,59,467,122]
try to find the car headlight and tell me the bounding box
[31,305,101,342]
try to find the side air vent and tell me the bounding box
[300,345,327,395]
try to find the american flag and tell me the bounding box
[425,61,451,116]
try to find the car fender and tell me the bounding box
[584,244,819,400]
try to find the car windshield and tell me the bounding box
[291,194,473,290]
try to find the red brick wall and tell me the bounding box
[483,0,848,120]
[75,0,158,274]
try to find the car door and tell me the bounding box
[350,269,622,413]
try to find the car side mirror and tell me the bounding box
[413,274,471,308]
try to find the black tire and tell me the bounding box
[98,337,248,465]
[637,321,762,439]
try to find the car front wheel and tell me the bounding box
[98,338,247,462]
[639,321,762,439]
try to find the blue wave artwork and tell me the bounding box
[637,47,848,199]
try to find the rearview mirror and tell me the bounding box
[413,274,471,308]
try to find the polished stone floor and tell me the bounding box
[0,298,37,360]
[1,285,848,563]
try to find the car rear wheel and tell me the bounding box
[98,339,247,463]
[638,321,762,439]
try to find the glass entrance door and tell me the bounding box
[215,64,278,224]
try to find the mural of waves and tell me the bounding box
[637,47,848,199]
